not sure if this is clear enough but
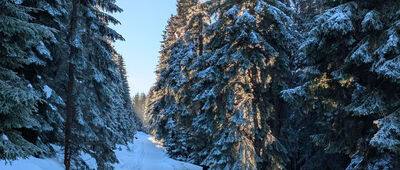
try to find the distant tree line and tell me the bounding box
[132,93,148,131]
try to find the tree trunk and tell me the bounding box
[64,0,79,169]
[273,97,282,138]
[249,66,265,168]
[197,14,203,56]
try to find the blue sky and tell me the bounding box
[111,0,177,95]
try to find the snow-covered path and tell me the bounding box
[0,132,201,170]
[114,132,201,170]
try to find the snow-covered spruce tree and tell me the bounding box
[58,0,136,169]
[148,0,300,169]
[0,0,135,168]
[186,1,299,169]
[147,0,203,162]
[278,1,351,169]
[116,54,134,119]
[282,0,400,169]
[25,0,70,154]
[115,53,137,138]
[1,0,133,168]
[0,0,64,161]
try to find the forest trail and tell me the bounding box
[114,132,201,170]
[0,132,201,170]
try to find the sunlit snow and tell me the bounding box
[0,132,201,170]
[43,85,52,99]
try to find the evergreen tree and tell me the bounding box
[1,0,136,169]
[117,54,133,114]
[283,0,400,169]
[146,0,204,164]
[60,0,136,169]
[0,0,61,161]
[148,0,300,169]
[188,1,299,169]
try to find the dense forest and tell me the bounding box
[147,0,400,169]
[1,0,400,169]
[0,0,135,169]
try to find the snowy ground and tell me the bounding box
[0,132,201,170]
